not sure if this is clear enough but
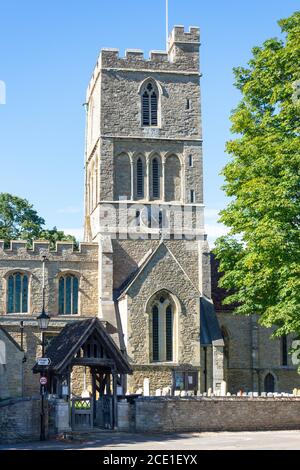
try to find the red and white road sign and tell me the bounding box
[40,376,47,385]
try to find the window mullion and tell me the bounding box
[71,277,73,315]
[20,275,23,313]
[149,93,152,126]
[159,306,166,362]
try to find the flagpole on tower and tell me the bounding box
[166,0,169,51]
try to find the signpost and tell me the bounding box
[37,358,51,367]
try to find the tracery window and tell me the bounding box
[142,82,158,126]
[7,272,28,313]
[150,293,175,363]
[58,274,79,315]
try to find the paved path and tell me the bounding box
[1,430,300,450]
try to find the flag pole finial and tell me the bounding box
[166,0,169,51]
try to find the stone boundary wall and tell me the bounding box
[119,397,300,433]
[0,397,47,443]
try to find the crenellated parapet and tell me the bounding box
[86,26,200,100]
[0,240,99,317]
[0,240,98,261]
[169,25,200,45]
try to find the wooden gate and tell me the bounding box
[95,396,113,429]
[71,398,93,430]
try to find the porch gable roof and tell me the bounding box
[33,317,132,375]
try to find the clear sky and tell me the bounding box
[0,0,299,245]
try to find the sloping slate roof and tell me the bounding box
[200,297,224,346]
[210,253,236,312]
[116,242,198,299]
[33,317,132,374]
[115,245,160,299]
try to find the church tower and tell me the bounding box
[84,26,224,394]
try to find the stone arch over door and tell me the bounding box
[164,154,182,202]
[114,153,131,200]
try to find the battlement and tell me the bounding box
[99,48,170,63]
[0,239,98,256]
[86,25,200,99]
[169,25,200,45]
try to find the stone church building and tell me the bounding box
[0,26,299,403]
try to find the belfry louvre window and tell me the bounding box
[137,158,144,197]
[59,274,79,315]
[152,158,160,198]
[7,272,28,313]
[142,82,158,126]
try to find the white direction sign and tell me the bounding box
[37,358,51,366]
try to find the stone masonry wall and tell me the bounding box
[0,397,47,443]
[125,243,200,367]
[0,328,24,399]
[134,397,300,433]
[217,311,300,393]
[113,239,200,290]
[0,241,98,318]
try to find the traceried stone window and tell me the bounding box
[7,272,29,313]
[142,82,158,126]
[58,274,79,315]
[150,293,175,363]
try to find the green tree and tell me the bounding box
[0,193,76,248]
[214,12,300,342]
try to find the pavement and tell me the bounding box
[0,430,300,450]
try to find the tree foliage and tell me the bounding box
[214,12,300,338]
[0,193,76,248]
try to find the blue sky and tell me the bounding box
[0,0,299,244]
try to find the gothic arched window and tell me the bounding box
[137,158,144,197]
[264,373,275,393]
[150,293,176,363]
[7,272,29,313]
[58,274,79,315]
[142,82,158,126]
[152,157,160,198]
